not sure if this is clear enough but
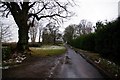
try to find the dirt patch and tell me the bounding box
[2,54,64,78]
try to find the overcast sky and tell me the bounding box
[1,0,119,42]
[63,0,119,27]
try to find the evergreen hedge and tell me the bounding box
[70,18,120,64]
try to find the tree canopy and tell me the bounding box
[0,0,75,52]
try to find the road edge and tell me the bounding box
[67,44,117,80]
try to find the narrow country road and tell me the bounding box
[3,45,105,79]
[54,45,104,78]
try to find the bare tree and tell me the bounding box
[0,0,74,52]
[63,24,76,43]
[85,21,92,34]
[42,22,60,44]
[42,27,50,44]
[80,19,87,34]
[29,18,38,43]
[76,23,82,36]
[77,19,92,35]
[0,22,12,42]
[38,22,43,43]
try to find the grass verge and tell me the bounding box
[30,45,66,57]
[74,48,120,78]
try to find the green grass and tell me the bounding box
[30,45,66,57]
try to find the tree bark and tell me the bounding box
[3,2,30,52]
[15,12,29,52]
[17,25,29,52]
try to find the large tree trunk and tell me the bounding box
[16,13,29,52]
[17,25,29,52]
[4,2,30,52]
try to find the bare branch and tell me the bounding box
[55,1,68,11]
[29,2,36,9]
[29,13,69,21]
[6,11,10,17]
[35,3,48,15]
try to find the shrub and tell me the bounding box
[2,46,12,60]
[28,42,42,47]
[95,19,120,65]
[70,33,95,51]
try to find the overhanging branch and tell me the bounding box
[28,13,68,21]
[29,2,36,9]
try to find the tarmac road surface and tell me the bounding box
[55,45,104,78]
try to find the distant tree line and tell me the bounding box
[64,18,120,65]
[63,19,93,44]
